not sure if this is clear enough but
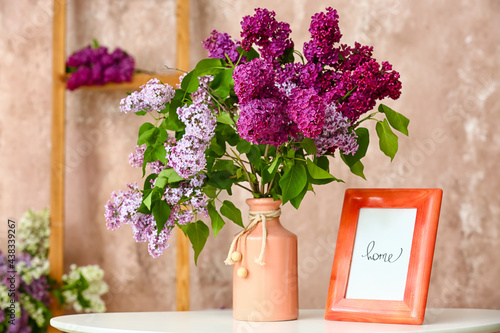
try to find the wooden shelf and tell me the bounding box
[60,73,182,91]
[49,3,191,331]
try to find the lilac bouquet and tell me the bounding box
[0,209,108,332]
[66,40,135,90]
[105,8,408,262]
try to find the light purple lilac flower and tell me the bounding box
[129,144,146,168]
[177,103,216,142]
[314,104,359,156]
[166,136,209,179]
[129,145,168,175]
[166,79,216,179]
[162,174,208,217]
[148,160,166,175]
[120,78,175,113]
[190,75,214,104]
[104,183,174,258]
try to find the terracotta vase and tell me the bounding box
[232,198,298,321]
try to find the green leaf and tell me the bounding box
[306,159,340,185]
[341,127,369,167]
[300,137,317,156]
[306,158,334,180]
[179,221,210,265]
[164,107,185,131]
[290,184,308,209]
[153,144,167,163]
[210,68,234,100]
[180,71,200,93]
[203,185,217,198]
[246,145,262,167]
[195,58,224,73]
[210,136,226,156]
[236,46,259,62]
[279,163,308,204]
[278,46,295,64]
[262,156,281,184]
[207,170,232,189]
[207,202,225,237]
[220,200,244,227]
[152,200,171,234]
[159,168,185,183]
[236,140,251,154]
[379,104,409,136]
[137,125,157,145]
[213,159,235,171]
[143,190,153,210]
[348,160,366,180]
[137,122,155,143]
[316,155,330,172]
[376,119,399,161]
[169,89,185,113]
[217,112,234,125]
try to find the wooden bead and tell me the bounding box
[237,267,248,278]
[231,251,242,262]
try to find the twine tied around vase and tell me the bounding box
[224,209,281,268]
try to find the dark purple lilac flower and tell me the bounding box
[240,8,293,60]
[237,97,290,146]
[336,42,374,71]
[66,46,92,67]
[325,59,402,122]
[288,88,327,138]
[233,58,278,103]
[303,7,342,66]
[66,45,135,90]
[202,30,242,64]
[66,67,92,90]
[6,309,30,333]
[276,62,323,92]
[374,61,402,100]
[23,276,51,306]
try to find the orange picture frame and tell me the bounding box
[325,188,443,325]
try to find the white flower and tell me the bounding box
[0,284,10,309]
[18,209,50,259]
[62,265,109,313]
[20,294,46,326]
[16,256,50,285]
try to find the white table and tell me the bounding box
[50,308,500,333]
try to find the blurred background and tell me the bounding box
[1,0,499,312]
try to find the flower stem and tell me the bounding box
[353,111,379,127]
[234,182,253,193]
[229,147,256,193]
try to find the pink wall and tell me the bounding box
[1,0,499,311]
